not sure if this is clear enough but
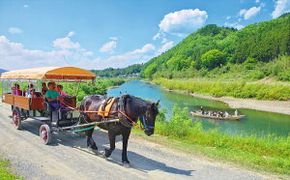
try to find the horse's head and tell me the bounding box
[124,95,159,136]
[141,100,159,136]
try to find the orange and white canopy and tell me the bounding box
[1,67,96,81]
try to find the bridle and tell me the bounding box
[140,114,154,130]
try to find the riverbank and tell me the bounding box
[152,78,290,115]
[190,93,290,115]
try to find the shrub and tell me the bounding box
[201,49,227,70]
[156,106,193,138]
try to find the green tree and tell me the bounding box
[142,63,157,78]
[201,49,227,69]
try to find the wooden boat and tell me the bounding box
[190,111,245,121]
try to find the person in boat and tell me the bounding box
[225,111,229,117]
[208,111,212,116]
[200,106,204,115]
[234,109,238,116]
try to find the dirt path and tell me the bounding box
[0,103,274,180]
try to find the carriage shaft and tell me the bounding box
[59,119,120,131]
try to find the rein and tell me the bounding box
[61,101,138,128]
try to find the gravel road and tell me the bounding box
[0,103,274,180]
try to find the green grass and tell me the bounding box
[133,106,290,175]
[153,78,290,100]
[0,82,2,96]
[0,158,21,180]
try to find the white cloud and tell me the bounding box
[224,22,244,30]
[256,0,260,3]
[23,4,29,8]
[0,35,154,70]
[159,9,208,36]
[153,33,161,40]
[99,38,117,53]
[226,16,231,20]
[8,27,23,34]
[130,43,155,54]
[109,37,118,41]
[272,0,290,18]
[0,34,96,70]
[53,32,80,49]
[156,41,174,55]
[67,31,75,37]
[152,31,169,45]
[239,6,261,20]
[0,36,72,70]
[85,43,155,69]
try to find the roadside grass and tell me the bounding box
[0,158,21,180]
[133,106,290,175]
[153,78,290,100]
[0,82,2,96]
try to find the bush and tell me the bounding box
[156,106,193,138]
[201,49,227,70]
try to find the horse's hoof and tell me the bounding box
[122,162,130,168]
[88,147,98,154]
[104,148,111,157]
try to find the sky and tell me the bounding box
[0,0,289,70]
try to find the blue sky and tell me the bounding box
[0,0,289,70]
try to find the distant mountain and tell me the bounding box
[92,64,142,78]
[141,13,290,78]
[0,68,7,74]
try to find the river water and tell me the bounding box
[107,80,290,137]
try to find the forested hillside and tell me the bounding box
[92,64,142,77]
[141,13,290,80]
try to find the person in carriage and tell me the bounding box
[56,84,67,97]
[45,81,63,110]
[11,83,22,96]
[45,81,72,125]
[42,82,48,95]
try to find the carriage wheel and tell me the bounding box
[12,109,21,130]
[39,124,52,145]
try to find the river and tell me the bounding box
[107,80,290,137]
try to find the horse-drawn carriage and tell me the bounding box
[1,67,107,144]
[1,66,159,164]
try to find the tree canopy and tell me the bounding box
[141,13,290,78]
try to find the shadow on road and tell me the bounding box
[18,119,194,176]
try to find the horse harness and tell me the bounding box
[96,95,135,128]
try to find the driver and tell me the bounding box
[45,81,63,110]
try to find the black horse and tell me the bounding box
[79,94,159,165]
